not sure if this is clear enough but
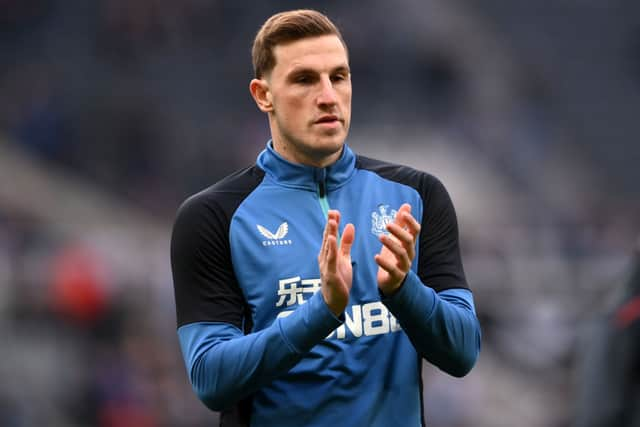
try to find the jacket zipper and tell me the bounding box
[318,179,341,243]
[318,180,331,220]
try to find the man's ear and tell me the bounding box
[249,78,273,113]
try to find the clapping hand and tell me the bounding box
[375,204,421,296]
[318,210,355,316]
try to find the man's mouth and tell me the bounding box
[315,115,340,125]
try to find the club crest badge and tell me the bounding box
[371,204,397,237]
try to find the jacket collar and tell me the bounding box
[257,140,356,191]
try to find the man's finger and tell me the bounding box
[327,220,339,260]
[375,253,402,279]
[379,234,411,271]
[401,211,421,237]
[323,218,339,254]
[339,223,355,256]
[386,222,413,246]
[320,211,340,257]
[395,204,411,225]
[395,204,420,236]
[320,217,330,258]
[328,210,340,228]
[326,234,338,273]
[393,204,413,234]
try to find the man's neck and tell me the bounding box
[271,140,342,169]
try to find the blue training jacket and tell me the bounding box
[171,142,481,427]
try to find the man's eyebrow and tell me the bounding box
[286,64,350,76]
[331,65,350,73]
[286,67,316,77]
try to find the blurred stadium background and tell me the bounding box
[1,1,639,426]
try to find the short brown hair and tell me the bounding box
[252,9,346,78]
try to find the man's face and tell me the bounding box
[262,35,351,167]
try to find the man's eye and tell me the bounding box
[331,74,346,82]
[295,76,313,84]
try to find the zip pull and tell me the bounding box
[318,181,326,198]
[316,173,339,240]
[314,168,327,198]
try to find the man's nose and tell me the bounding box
[317,76,338,106]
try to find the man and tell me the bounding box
[171,9,481,427]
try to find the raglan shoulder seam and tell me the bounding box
[354,155,439,201]
[171,164,266,329]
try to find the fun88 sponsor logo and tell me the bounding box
[328,302,403,339]
[275,275,403,340]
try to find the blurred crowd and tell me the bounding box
[1,0,639,426]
